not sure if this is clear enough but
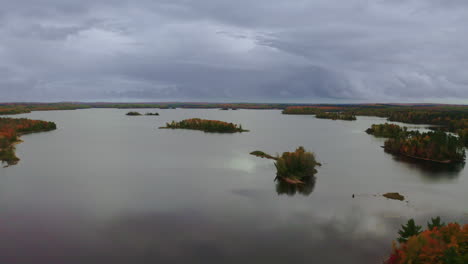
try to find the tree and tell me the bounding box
[398,219,422,243]
[428,216,446,230]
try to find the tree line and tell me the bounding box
[0,117,56,166]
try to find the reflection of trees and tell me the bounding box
[275,176,316,196]
[391,154,465,180]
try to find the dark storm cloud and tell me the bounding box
[0,0,467,102]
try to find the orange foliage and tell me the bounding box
[386,223,468,264]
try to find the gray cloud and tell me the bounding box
[0,0,467,102]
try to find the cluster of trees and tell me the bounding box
[458,128,468,147]
[282,106,344,115]
[385,217,468,264]
[366,123,411,138]
[161,118,248,133]
[384,131,465,163]
[0,117,56,165]
[126,111,142,116]
[282,106,356,120]
[283,105,468,144]
[366,123,465,163]
[126,111,159,116]
[315,112,356,121]
[274,146,320,180]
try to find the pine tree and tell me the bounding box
[427,216,445,230]
[397,219,422,243]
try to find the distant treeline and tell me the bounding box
[160,118,248,133]
[315,112,356,121]
[2,103,468,146]
[0,117,56,166]
[283,105,468,145]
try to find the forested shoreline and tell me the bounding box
[0,118,56,166]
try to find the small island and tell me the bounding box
[251,146,321,185]
[0,117,57,166]
[145,112,159,116]
[274,146,321,184]
[383,192,405,201]
[366,123,410,138]
[126,111,142,116]
[159,118,248,133]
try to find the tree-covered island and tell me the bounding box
[126,111,142,116]
[159,118,248,133]
[251,147,321,185]
[367,123,465,164]
[0,117,57,166]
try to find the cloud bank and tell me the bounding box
[0,0,467,102]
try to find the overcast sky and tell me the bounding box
[0,0,467,103]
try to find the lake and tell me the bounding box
[1,109,467,264]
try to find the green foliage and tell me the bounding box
[428,216,446,230]
[0,147,20,166]
[274,146,320,179]
[161,118,248,133]
[458,128,468,147]
[126,111,142,116]
[384,130,465,163]
[365,123,412,138]
[398,219,422,243]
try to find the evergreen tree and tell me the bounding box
[397,219,422,243]
[427,216,445,230]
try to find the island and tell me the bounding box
[0,117,57,166]
[382,192,405,201]
[159,118,248,133]
[251,146,321,185]
[365,123,413,138]
[126,111,142,116]
[145,112,159,116]
[366,123,465,164]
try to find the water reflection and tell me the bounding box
[275,176,316,196]
[389,154,465,180]
[0,208,391,264]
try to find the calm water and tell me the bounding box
[1,109,467,264]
